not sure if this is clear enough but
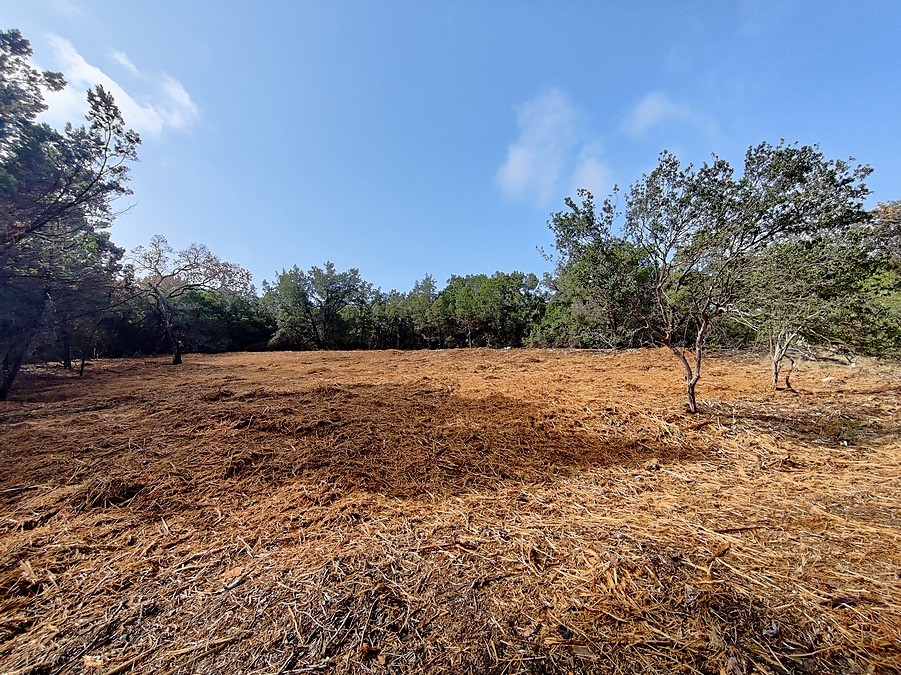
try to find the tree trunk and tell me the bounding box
[161,312,182,365]
[669,346,699,414]
[78,327,98,377]
[1,295,47,400]
[0,348,27,401]
[61,328,73,370]
[686,377,698,414]
[770,332,796,390]
[783,356,796,393]
[670,317,709,414]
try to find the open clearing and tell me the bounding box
[1,349,899,674]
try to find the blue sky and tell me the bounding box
[4,0,900,292]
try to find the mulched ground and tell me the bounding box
[0,348,899,674]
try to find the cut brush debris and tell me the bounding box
[0,348,898,673]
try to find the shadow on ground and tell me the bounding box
[2,380,708,512]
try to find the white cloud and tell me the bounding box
[39,35,199,137]
[110,50,140,76]
[570,141,614,200]
[622,90,717,139]
[497,88,612,205]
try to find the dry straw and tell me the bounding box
[1,349,898,673]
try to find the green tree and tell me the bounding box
[409,274,443,347]
[0,29,139,399]
[265,262,369,349]
[175,290,275,354]
[541,189,651,348]
[547,143,870,412]
[739,234,874,388]
[838,200,901,358]
[626,144,869,411]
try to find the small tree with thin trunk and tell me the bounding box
[129,235,253,364]
[624,143,869,411]
[550,142,870,413]
[623,151,733,413]
[738,235,873,390]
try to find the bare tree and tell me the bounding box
[129,235,253,364]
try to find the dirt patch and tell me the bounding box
[0,348,899,673]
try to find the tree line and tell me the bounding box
[2,29,899,407]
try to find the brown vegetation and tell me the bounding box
[1,349,899,674]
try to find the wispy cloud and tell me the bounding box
[110,50,140,76]
[40,35,199,137]
[570,141,614,201]
[497,88,612,206]
[622,90,718,139]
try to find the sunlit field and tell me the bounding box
[1,349,899,673]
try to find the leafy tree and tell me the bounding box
[408,274,443,347]
[440,275,487,347]
[836,200,901,358]
[265,262,369,349]
[128,235,254,364]
[363,289,414,349]
[175,290,275,353]
[738,234,873,388]
[869,201,900,259]
[481,271,544,347]
[547,144,870,412]
[0,29,139,400]
[625,144,869,411]
[541,189,651,348]
[38,226,125,373]
[436,272,544,348]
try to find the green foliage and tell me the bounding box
[544,143,872,410]
[1,33,895,397]
[128,235,256,363]
[0,29,139,398]
[537,190,652,348]
[174,290,275,353]
[437,271,544,348]
[264,262,370,349]
[828,201,901,358]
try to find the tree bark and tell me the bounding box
[770,331,796,390]
[669,346,699,414]
[0,295,47,400]
[686,377,698,414]
[160,310,182,365]
[771,358,782,390]
[61,327,73,370]
[0,348,27,401]
[783,356,796,393]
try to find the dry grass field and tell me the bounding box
[0,348,899,674]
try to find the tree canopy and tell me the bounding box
[2,28,899,409]
[545,142,873,412]
[0,29,139,399]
